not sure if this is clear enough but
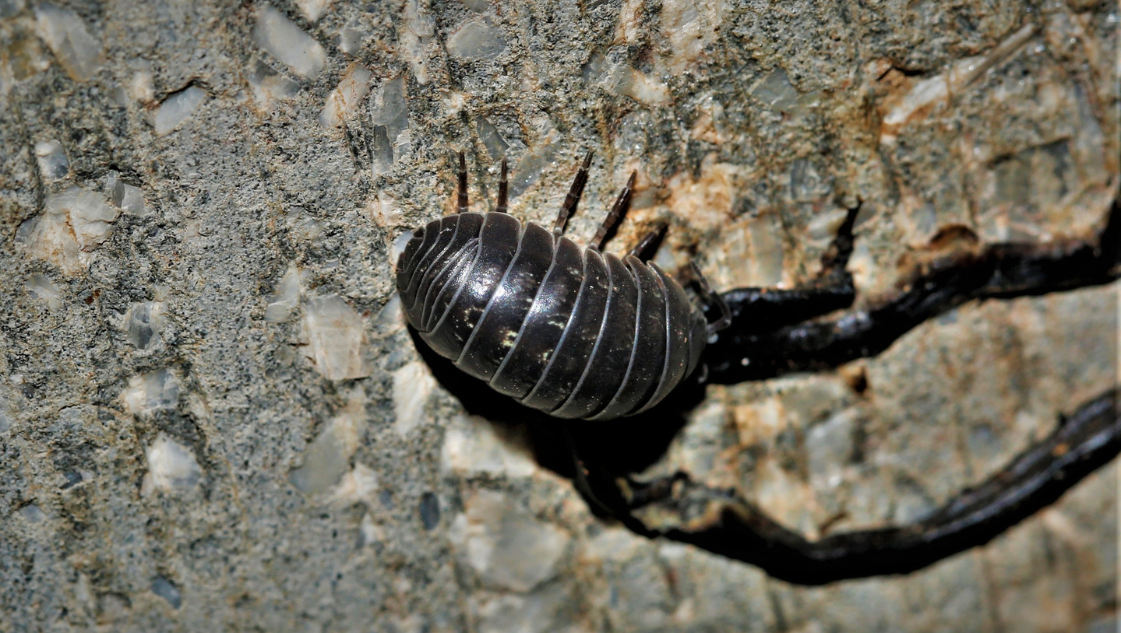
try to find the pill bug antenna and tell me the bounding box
[456,151,469,214]
[690,261,731,335]
[554,151,594,237]
[495,157,509,214]
[591,171,636,252]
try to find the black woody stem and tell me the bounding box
[618,389,1119,585]
[704,192,1121,384]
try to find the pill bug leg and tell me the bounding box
[571,388,1120,585]
[553,151,594,237]
[591,172,636,252]
[495,157,509,214]
[689,262,731,335]
[628,224,666,260]
[456,151,469,214]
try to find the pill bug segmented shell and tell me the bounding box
[395,155,709,421]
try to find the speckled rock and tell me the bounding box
[0,1,1116,632]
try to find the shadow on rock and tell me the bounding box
[409,326,707,484]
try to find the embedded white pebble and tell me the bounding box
[367,77,411,174]
[289,390,366,495]
[15,186,119,275]
[121,368,179,415]
[652,239,681,274]
[710,212,785,288]
[25,274,61,310]
[508,141,560,198]
[474,116,508,160]
[320,64,373,128]
[584,53,669,106]
[392,361,436,437]
[141,433,202,494]
[879,26,1035,145]
[1073,83,1109,186]
[302,295,370,380]
[338,22,365,55]
[748,213,787,286]
[441,414,536,477]
[805,207,850,242]
[370,77,410,143]
[57,189,117,246]
[749,69,806,113]
[441,90,466,115]
[881,74,948,141]
[34,140,69,181]
[330,462,379,504]
[123,301,164,349]
[284,206,325,240]
[264,263,302,323]
[659,0,724,74]
[399,0,435,84]
[34,3,102,82]
[247,60,300,107]
[446,20,506,61]
[289,422,353,494]
[622,68,670,105]
[153,86,206,136]
[359,512,384,546]
[186,392,212,423]
[294,0,332,22]
[474,585,569,633]
[368,192,405,229]
[287,212,323,242]
[127,60,156,103]
[806,409,857,489]
[448,489,570,592]
[371,295,404,339]
[108,176,149,216]
[846,240,875,290]
[254,4,327,80]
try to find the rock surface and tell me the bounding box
[0,1,1116,631]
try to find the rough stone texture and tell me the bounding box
[0,1,1116,631]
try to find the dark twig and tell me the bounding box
[617,389,1119,584]
[705,194,1121,383]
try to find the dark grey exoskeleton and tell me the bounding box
[396,153,726,420]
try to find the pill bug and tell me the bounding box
[395,152,729,421]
